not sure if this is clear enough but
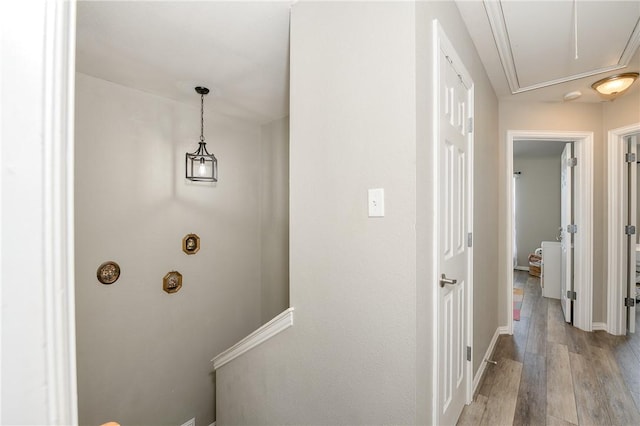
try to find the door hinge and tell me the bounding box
[625,225,636,235]
[467,117,473,133]
[625,152,636,163]
[466,346,471,361]
[567,224,577,234]
[625,297,636,307]
[568,157,577,167]
[567,290,577,300]
[467,232,473,248]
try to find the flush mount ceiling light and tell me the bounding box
[186,86,218,182]
[591,72,639,101]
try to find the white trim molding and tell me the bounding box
[42,1,78,423]
[0,0,77,422]
[505,131,593,334]
[592,322,608,332]
[212,307,294,370]
[607,123,640,335]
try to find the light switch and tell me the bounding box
[368,188,384,217]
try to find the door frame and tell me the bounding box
[0,0,78,422]
[431,20,474,425]
[607,123,640,335]
[505,131,593,334]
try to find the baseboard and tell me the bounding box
[209,422,216,426]
[472,326,501,395]
[514,265,529,272]
[498,325,510,335]
[179,418,195,426]
[592,322,608,332]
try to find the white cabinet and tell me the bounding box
[541,241,561,300]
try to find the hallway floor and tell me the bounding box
[457,270,640,426]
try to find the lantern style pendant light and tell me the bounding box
[186,86,218,182]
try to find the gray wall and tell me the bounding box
[513,155,562,267]
[260,116,290,323]
[218,2,419,424]
[216,1,500,424]
[75,73,288,425]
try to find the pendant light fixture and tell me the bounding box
[186,86,218,182]
[591,72,639,101]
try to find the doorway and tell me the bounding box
[512,140,568,325]
[505,131,594,335]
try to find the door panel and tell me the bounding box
[560,143,573,323]
[438,45,470,426]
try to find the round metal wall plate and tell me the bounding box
[97,261,120,285]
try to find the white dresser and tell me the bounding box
[541,241,561,300]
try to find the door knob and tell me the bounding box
[440,274,457,288]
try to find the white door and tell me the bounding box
[437,43,472,426]
[560,144,573,323]
[626,136,637,333]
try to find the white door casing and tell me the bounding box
[0,0,78,422]
[560,143,573,323]
[433,20,474,426]
[607,124,640,335]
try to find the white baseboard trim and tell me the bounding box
[498,325,510,335]
[179,418,195,426]
[472,326,501,395]
[514,266,529,272]
[592,322,608,332]
[209,422,216,426]
[212,307,294,370]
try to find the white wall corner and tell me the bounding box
[497,325,511,335]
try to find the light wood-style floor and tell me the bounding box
[458,270,640,426]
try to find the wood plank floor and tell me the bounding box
[458,270,640,426]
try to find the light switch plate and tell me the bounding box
[368,188,384,217]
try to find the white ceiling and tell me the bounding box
[456,0,640,103]
[76,1,640,127]
[76,1,293,124]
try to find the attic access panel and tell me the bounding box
[489,0,640,93]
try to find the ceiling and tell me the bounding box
[76,1,293,124]
[76,1,640,127]
[456,0,640,103]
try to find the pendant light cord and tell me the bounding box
[573,0,579,60]
[200,94,205,142]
